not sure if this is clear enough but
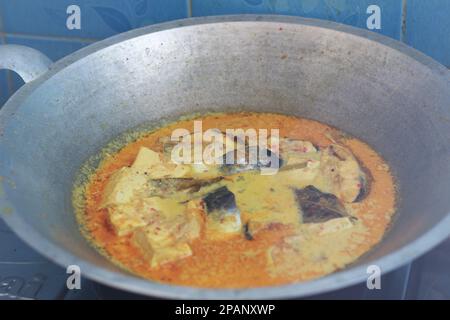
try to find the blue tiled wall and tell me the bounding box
[0,0,448,106]
[405,0,450,68]
[192,0,403,39]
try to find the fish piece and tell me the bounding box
[354,169,370,202]
[294,185,348,223]
[259,138,321,186]
[243,222,254,240]
[203,186,237,213]
[314,144,368,203]
[160,133,225,179]
[274,158,321,188]
[221,146,283,175]
[245,220,287,240]
[202,186,242,238]
[160,131,231,160]
[148,177,222,197]
[271,137,318,166]
[278,138,318,154]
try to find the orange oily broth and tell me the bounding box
[80,113,396,288]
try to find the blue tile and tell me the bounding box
[192,0,403,39]
[0,0,189,39]
[405,0,450,67]
[5,35,90,63]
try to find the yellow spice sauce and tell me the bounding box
[75,112,396,288]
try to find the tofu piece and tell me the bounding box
[183,199,205,240]
[107,197,169,236]
[151,243,192,267]
[205,213,241,239]
[101,167,148,207]
[132,218,200,267]
[133,229,192,268]
[107,196,201,238]
[131,197,203,267]
[107,203,150,236]
[135,219,180,249]
[307,217,355,235]
[131,147,190,179]
[132,146,161,169]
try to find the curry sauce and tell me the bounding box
[75,112,396,288]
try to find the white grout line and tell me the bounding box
[0,31,100,44]
[400,0,408,43]
[187,0,193,17]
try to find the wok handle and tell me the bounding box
[0,45,52,83]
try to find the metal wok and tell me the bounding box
[0,15,449,299]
